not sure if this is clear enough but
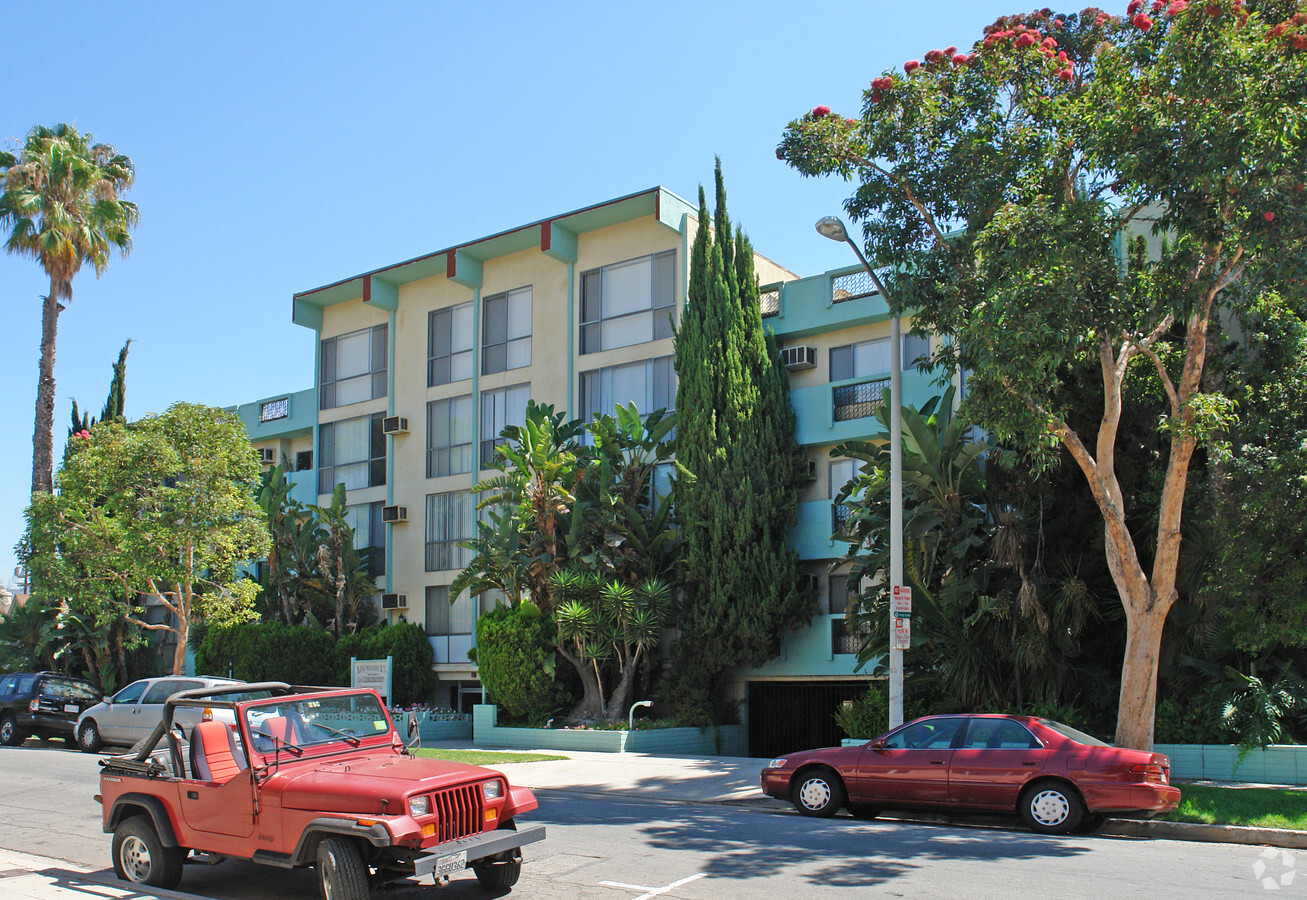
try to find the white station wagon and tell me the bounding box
[75,676,263,752]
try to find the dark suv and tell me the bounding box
[0,671,103,746]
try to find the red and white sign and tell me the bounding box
[891,584,912,618]
[892,615,911,650]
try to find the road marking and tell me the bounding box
[600,872,707,900]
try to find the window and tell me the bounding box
[828,573,850,615]
[318,413,386,493]
[345,501,385,577]
[482,287,532,375]
[831,334,929,382]
[579,356,675,422]
[142,679,203,704]
[111,681,149,704]
[260,398,289,422]
[959,718,1042,750]
[321,325,387,409]
[884,717,965,750]
[428,302,474,386]
[295,450,314,472]
[427,395,475,478]
[425,491,475,571]
[480,383,531,467]
[580,251,676,353]
[831,459,857,533]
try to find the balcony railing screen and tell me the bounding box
[833,378,889,422]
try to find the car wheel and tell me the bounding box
[473,857,522,890]
[316,836,369,900]
[0,715,24,746]
[112,816,185,890]
[1020,781,1084,835]
[792,768,846,818]
[78,720,103,754]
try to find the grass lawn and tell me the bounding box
[1168,782,1307,830]
[411,748,569,766]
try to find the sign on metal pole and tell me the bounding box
[892,616,911,650]
[351,655,393,706]
[891,584,912,618]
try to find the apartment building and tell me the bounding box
[241,187,946,754]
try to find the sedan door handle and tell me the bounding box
[1022,761,1039,766]
[930,760,946,765]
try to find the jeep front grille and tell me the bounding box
[432,784,484,843]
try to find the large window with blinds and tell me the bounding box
[318,413,386,494]
[427,394,475,478]
[424,491,475,572]
[580,251,676,354]
[428,302,474,387]
[480,383,531,467]
[482,287,532,375]
[320,325,387,409]
[578,356,675,422]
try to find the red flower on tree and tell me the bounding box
[1264,211,1276,222]
[1134,12,1155,28]
[905,60,921,73]
[812,105,831,118]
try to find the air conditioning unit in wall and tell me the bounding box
[780,346,817,371]
[257,447,277,465]
[381,593,408,610]
[382,505,408,523]
[382,416,409,435]
[803,459,819,482]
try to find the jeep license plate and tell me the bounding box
[435,851,466,877]
[63,704,78,713]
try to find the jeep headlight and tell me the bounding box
[482,780,503,800]
[408,795,430,817]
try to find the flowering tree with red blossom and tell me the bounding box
[777,1,1307,749]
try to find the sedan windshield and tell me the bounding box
[244,693,390,753]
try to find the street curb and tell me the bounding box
[530,787,1307,849]
[1101,818,1307,849]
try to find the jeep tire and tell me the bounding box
[473,855,522,890]
[112,816,185,890]
[317,836,369,900]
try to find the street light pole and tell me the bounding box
[816,216,905,729]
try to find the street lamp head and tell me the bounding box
[815,216,850,243]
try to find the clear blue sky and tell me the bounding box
[1,0,1026,588]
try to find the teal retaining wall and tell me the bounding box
[1157,744,1307,785]
[472,705,747,756]
[390,710,473,743]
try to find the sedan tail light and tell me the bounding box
[1130,763,1168,783]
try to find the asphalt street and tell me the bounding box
[0,741,1295,899]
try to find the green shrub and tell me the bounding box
[475,603,567,722]
[337,623,435,708]
[835,682,889,739]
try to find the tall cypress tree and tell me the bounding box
[671,160,812,721]
[68,340,131,441]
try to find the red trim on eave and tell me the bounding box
[362,276,371,304]
[541,220,552,253]
[446,251,456,280]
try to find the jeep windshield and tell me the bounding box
[243,692,391,754]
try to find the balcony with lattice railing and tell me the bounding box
[832,378,889,422]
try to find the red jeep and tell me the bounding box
[97,683,544,898]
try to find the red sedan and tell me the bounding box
[760,714,1180,834]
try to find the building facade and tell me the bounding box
[242,187,949,751]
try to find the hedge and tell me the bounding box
[195,622,435,707]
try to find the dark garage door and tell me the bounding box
[747,680,869,760]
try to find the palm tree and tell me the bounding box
[0,124,138,495]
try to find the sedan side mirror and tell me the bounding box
[870,738,887,751]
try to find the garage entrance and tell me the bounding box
[747,680,869,759]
